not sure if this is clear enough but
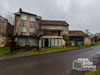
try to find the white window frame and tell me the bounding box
[20,25,26,32]
[21,14,27,20]
[30,16,35,21]
[30,27,35,33]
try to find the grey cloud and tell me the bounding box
[0,0,100,33]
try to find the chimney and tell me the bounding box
[19,8,22,12]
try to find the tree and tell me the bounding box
[31,24,50,50]
[93,33,100,42]
[85,29,92,36]
[63,34,69,46]
[0,13,18,53]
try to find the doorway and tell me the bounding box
[45,39,49,47]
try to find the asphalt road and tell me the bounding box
[0,45,100,75]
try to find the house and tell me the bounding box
[15,8,41,47]
[69,30,94,46]
[0,15,13,47]
[40,20,69,48]
[15,8,69,48]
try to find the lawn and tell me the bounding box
[86,67,100,75]
[0,42,100,57]
[0,46,10,56]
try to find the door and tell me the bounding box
[45,39,49,47]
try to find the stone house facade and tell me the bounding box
[39,20,69,48]
[0,15,13,47]
[15,8,69,48]
[15,8,93,48]
[69,30,94,46]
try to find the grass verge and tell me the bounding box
[86,66,100,75]
[0,42,100,57]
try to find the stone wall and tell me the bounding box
[84,37,91,45]
[15,13,40,36]
[41,25,69,35]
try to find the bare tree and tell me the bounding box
[85,29,90,35]
[0,13,18,52]
[5,12,15,25]
[93,33,100,42]
[30,20,44,50]
[30,22,50,50]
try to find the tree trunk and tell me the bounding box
[9,37,16,53]
[10,42,14,53]
[37,38,40,50]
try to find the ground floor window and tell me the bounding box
[18,38,26,46]
[42,38,62,48]
[69,36,84,46]
[17,38,37,46]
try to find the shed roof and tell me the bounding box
[69,30,88,37]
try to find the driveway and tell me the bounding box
[0,45,100,75]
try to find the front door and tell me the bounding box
[45,39,49,47]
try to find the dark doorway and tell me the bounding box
[45,39,49,47]
[58,31,61,36]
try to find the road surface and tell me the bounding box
[0,45,100,75]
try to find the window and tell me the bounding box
[21,14,27,20]
[20,25,26,32]
[18,38,26,46]
[55,39,58,46]
[30,16,35,21]
[58,31,61,36]
[51,39,55,46]
[30,39,37,45]
[30,27,34,33]
[58,39,62,47]
[51,39,62,47]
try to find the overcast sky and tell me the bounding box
[0,0,100,33]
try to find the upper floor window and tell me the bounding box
[58,31,61,36]
[30,27,34,33]
[30,16,35,21]
[21,14,27,20]
[20,25,26,32]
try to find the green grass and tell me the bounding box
[0,42,100,57]
[0,46,10,56]
[17,46,81,55]
[86,67,100,75]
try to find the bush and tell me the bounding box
[63,34,69,43]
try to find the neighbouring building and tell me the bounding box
[69,30,94,46]
[0,15,13,47]
[15,8,69,48]
[40,20,69,48]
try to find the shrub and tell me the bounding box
[63,34,69,43]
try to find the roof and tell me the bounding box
[0,15,8,22]
[40,20,69,26]
[69,30,88,37]
[15,11,37,16]
[20,11,37,16]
